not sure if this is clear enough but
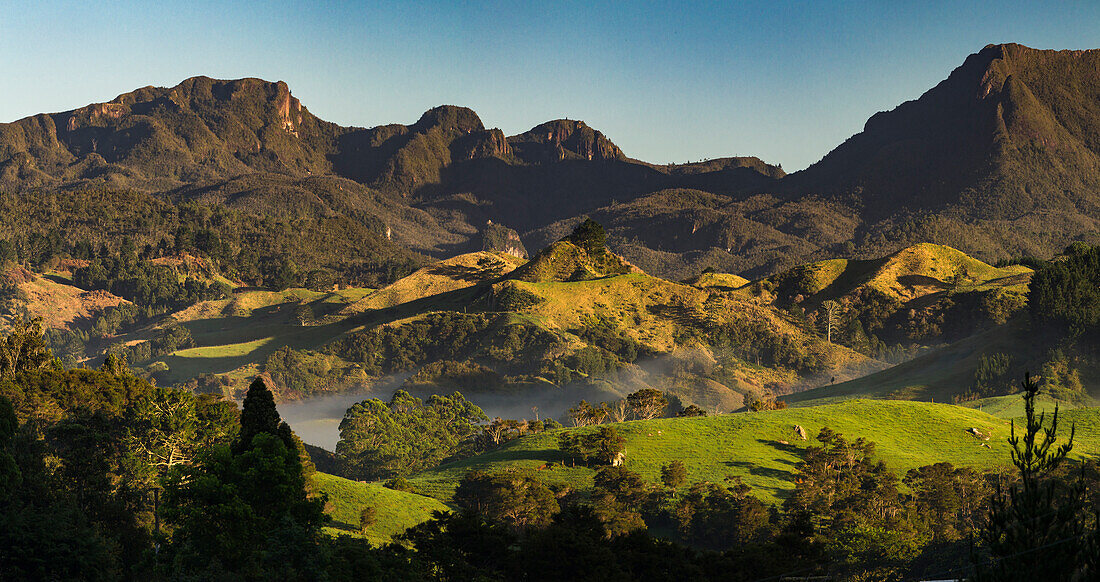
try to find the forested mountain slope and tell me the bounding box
[5,44,1099,283]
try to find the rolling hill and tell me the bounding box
[313,472,449,545]
[405,399,1100,506]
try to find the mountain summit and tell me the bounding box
[790,43,1100,221]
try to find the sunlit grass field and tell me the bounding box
[313,472,450,545]
[408,400,1100,506]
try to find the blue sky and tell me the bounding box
[3,1,1099,170]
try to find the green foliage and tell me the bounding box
[489,281,545,311]
[326,312,562,376]
[973,373,1096,580]
[903,462,991,543]
[73,252,230,313]
[700,317,827,373]
[660,460,687,488]
[557,425,625,466]
[1029,244,1100,335]
[569,315,648,363]
[359,506,377,533]
[264,346,359,399]
[336,390,488,480]
[236,376,288,453]
[963,352,1016,401]
[626,388,668,420]
[0,187,424,290]
[0,368,239,580]
[453,469,560,532]
[163,372,325,580]
[676,404,707,417]
[674,479,771,549]
[567,218,607,255]
[0,316,55,379]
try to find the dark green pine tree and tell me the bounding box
[568,218,607,255]
[973,372,1095,580]
[235,376,287,453]
[165,375,326,580]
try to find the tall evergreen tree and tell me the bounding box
[973,373,1095,581]
[235,375,287,453]
[165,375,326,580]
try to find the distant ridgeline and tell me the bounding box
[3,44,1099,287]
[2,44,1100,408]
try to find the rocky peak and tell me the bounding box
[454,128,513,160]
[509,119,625,163]
[412,105,485,134]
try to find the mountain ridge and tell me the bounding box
[4,43,1100,283]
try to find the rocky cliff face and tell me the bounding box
[508,119,625,163]
[480,220,528,258]
[0,76,338,189]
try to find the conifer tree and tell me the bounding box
[235,376,285,453]
[973,373,1095,580]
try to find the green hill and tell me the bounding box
[19,237,1047,412]
[313,472,449,545]
[407,399,1100,506]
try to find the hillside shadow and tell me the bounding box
[897,274,947,288]
[758,438,804,457]
[426,262,506,282]
[724,460,796,483]
[809,258,879,302]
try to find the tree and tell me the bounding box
[336,390,488,480]
[235,376,288,453]
[568,218,607,255]
[661,460,687,488]
[819,300,842,343]
[903,462,990,543]
[584,426,626,465]
[453,470,560,532]
[626,388,668,420]
[163,375,326,580]
[0,317,54,379]
[124,386,199,475]
[677,405,706,417]
[973,373,1095,581]
[359,506,377,533]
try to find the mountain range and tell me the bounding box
[4,43,1099,283]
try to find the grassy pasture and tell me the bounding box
[314,472,450,545]
[408,400,1100,506]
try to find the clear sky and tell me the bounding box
[3,1,1099,170]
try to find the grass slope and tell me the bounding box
[409,400,1100,506]
[764,243,1031,307]
[314,472,449,545]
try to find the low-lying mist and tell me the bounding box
[277,349,900,451]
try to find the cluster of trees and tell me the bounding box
[566,388,673,426]
[325,312,562,377]
[0,322,244,579]
[335,390,488,480]
[481,416,560,448]
[558,426,626,466]
[72,248,231,314]
[0,187,423,290]
[1029,242,1100,336]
